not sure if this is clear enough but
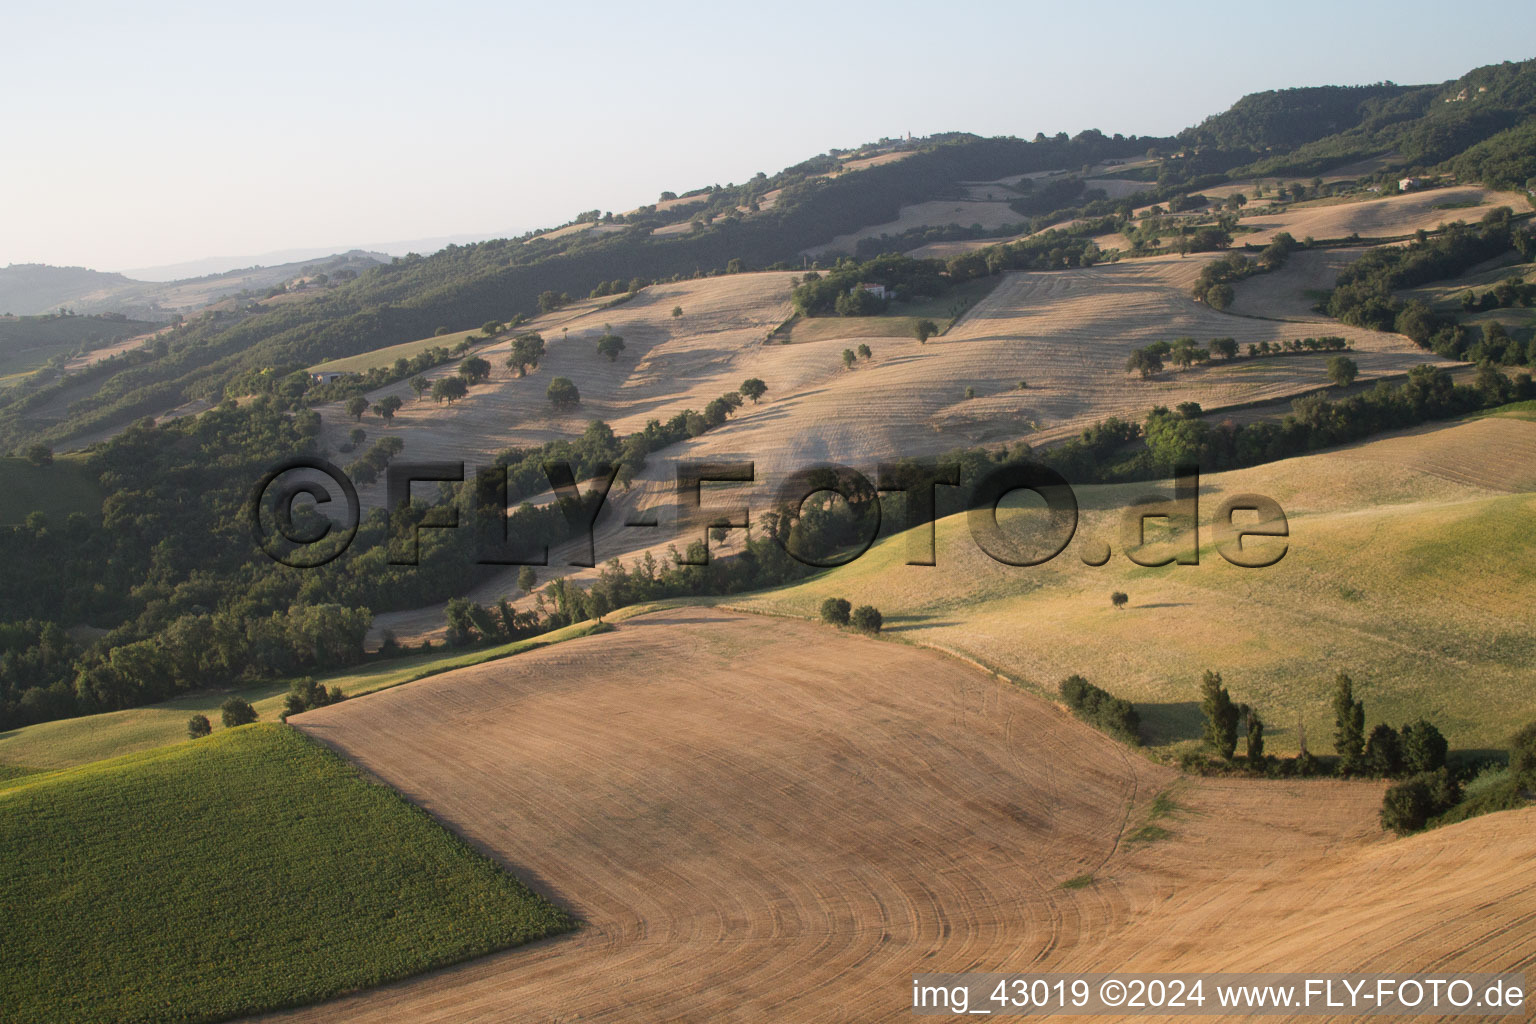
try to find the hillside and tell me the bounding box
[234,608,1534,1023]
[0,250,386,320]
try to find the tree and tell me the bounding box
[1365,723,1404,776]
[1327,355,1358,389]
[547,377,580,410]
[481,320,503,337]
[220,696,257,728]
[346,395,369,421]
[460,355,492,384]
[915,318,939,343]
[1245,709,1265,762]
[1110,591,1128,609]
[672,306,683,318]
[21,444,52,467]
[1399,719,1447,774]
[856,343,872,360]
[187,714,211,739]
[1509,720,1536,785]
[596,332,626,362]
[588,589,611,623]
[1017,380,1028,390]
[1126,349,1163,378]
[819,597,851,626]
[507,333,545,377]
[348,427,366,449]
[431,376,469,403]
[964,386,976,399]
[1380,769,1460,834]
[850,605,883,635]
[841,348,856,370]
[1210,337,1238,360]
[1332,672,1365,772]
[517,566,537,594]
[410,375,429,400]
[739,378,768,404]
[374,394,403,424]
[1205,283,1235,310]
[1199,670,1239,759]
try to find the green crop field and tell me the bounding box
[307,328,484,374]
[0,724,572,1024]
[0,456,102,525]
[0,620,609,778]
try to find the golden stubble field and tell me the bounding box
[252,608,1536,1023]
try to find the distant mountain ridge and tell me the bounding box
[0,251,388,320]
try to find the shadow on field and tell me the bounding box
[1136,701,1205,746]
[880,615,963,633]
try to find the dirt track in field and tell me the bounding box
[260,609,1535,1023]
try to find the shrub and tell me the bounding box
[1059,674,1141,745]
[819,597,851,627]
[1110,591,1128,609]
[1380,768,1461,835]
[1511,721,1536,785]
[187,714,212,739]
[849,605,883,634]
[220,697,257,728]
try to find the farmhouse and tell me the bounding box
[310,371,345,385]
[1399,177,1427,192]
[857,283,892,300]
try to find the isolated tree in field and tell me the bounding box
[410,375,429,400]
[964,386,976,399]
[373,394,403,424]
[850,605,883,635]
[1110,591,1128,610]
[1399,719,1447,774]
[915,318,939,344]
[517,565,537,594]
[1332,672,1366,773]
[459,355,492,384]
[187,714,211,739]
[346,395,369,421]
[1327,355,1358,388]
[596,332,626,362]
[739,378,768,404]
[672,305,683,318]
[842,348,856,370]
[547,376,580,410]
[482,320,503,337]
[856,343,872,360]
[1199,670,1239,759]
[1017,380,1028,390]
[1245,709,1265,762]
[819,597,851,626]
[506,333,545,377]
[348,427,366,449]
[431,376,469,403]
[1210,337,1238,360]
[220,696,257,728]
[1126,349,1163,378]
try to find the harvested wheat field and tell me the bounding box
[251,609,1533,1023]
[808,199,1026,256]
[1236,186,1528,246]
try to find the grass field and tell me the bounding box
[0,455,102,525]
[0,724,571,1024]
[0,620,608,777]
[307,328,485,374]
[736,416,1536,756]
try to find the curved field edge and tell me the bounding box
[0,619,610,779]
[0,723,572,1024]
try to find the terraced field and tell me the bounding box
[249,608,1535,1023]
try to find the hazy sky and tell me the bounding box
[4,0,1530,273]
